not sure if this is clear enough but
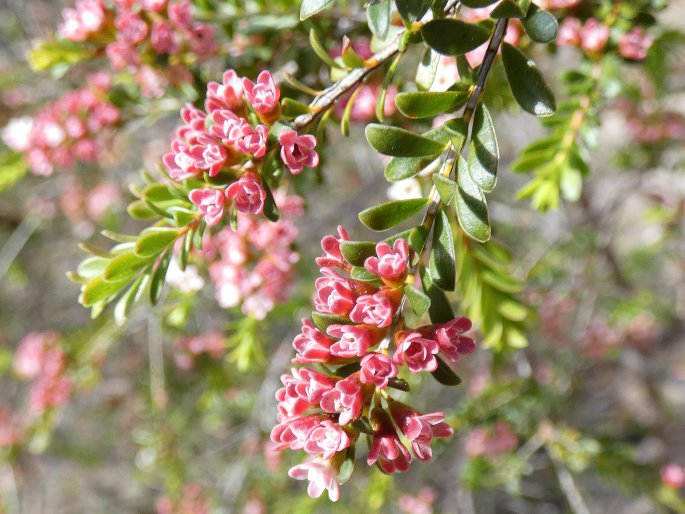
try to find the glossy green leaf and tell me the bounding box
[340,241,377,267]
[101,230,137,243]
[460,0,498,6]
[300,0,335,20]
[367,0,391,40]
[405,284,431,316]
[337,445,356,485]
[114,273,147,326]
[501,43,556,117]
[430,356,462,386]
[419,265,454,324]
[396,0,432,22]
[421,19,491,56]
[80,277,123,308]
[358,198,429,231]
[481,269,523,294]
[432,174,458,205]
[429,210,456,291]
[395,91,468,119]
[149,250,172,305]
[416,48,440,91]
[127,200,158,220]
[103,252,149,283]
[366,124,445,157]
[135,227,180,257]
[312,312,354,332]
[282,98,311,117]
[350,267,382,282]
[0,151,28,193]
[261,179,280,222]
[490,0,525,18]
[77,257,109,279]
[455,158,491,242]
[385,154,441,181]
[522,5,558,43]
[468,104,499,192]
[497,300,529,322]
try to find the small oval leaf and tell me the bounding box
[421,19,491,56]
[395,91,468,119]
[358,198,429,231]
[501,43,556,117]
[366,124,445,157]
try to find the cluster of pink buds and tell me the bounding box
[558,18,653,60]
[13,332,73,414]
[58,0,216,96]
[163,69,318,227]
[615,98,685,145]
[271,227,476,500]
[202,192,303,320]
[2,73,119,176]
[174,330,226,371]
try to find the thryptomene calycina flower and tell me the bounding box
[273,227,476,500]
[189,188,225,226]
[225,173,266,215]
[242,71,281,122]
[278,128,320,174]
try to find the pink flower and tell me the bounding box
[557,17,581,47]
[225,173,266,215]
[320,375,363,425]
[314,268,357,317]
[276,368,337,420]
[231,121,269,158]
[205,69,244,113]
[187,24,217,56]
[115,11,149,44]
[661,463,685,489]
[389,403,453,461]
[292,319,335,364]
[303,420,350,459]
[106,41,140,71]
[359,352,398,388]
[192,135,228,176]
[163,139,202,181]
[422,317,476,363]
[288,457,341,501]
[367,409,412,473]
[278,128,319,174]
[168,0,193,29]
[364,239,409,283]
[271,415,322,451]
[393,332,440,373]
[28,374,73,413]
[315,225,349,268]
[189,188,225,226]
[58,0,106,41]
[242,71,280,116]
[618,27,653,61]
[208,109,242,144]
[350,292,396,328]
[464,421,518,459]
[327,324,378,358]
[151,21,178,54]
[13,331,62,380]
[579,18,609,54]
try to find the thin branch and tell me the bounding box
[549,452,593,514]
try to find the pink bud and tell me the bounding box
[618,27,653,61]
[225,173,266,215]
[278,128,319,174]
[231,121,269,158]
[314,268,357,317]
[151,20,178,54]
[242,70,280,116]
[580,18,609,54]
[292,319,335,364]
[367,409,412,473]
[389,403,453,461]
[320,375,363,425]
[557,17,582,47]
[364,239,409,283]
[316,225,350,268]
[303,420,350,460]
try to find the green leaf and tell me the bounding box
[416,48,440,91]
[261,179,280,222]
[429,210,456,291]
[337,445,356,485]
[385,154,440,181]
[421,19,491,56]
[395,91,468,119]
[376,53,401,122]
[430,356,462,386]
[127,200,158,220]
[481,269,523,294]
[405,284,431,316]
[339,241,377,267]
[560,165,583,202]
[0,151,28,193]
[309,29,344,70]
[77,257,109,279]
[312,312,354,332]
[300,0,335,20]
[497,300,528,322]
[420,265,454,323]
[490,0,525,18]
[79,277,123,308]
[501,43,556,117]
[367,0,391,40]
[460,0,498,6]
[468,105,499,192]
[455,158,491,242]
[101,230,138,243]
[432,175,457,205]
[103,252,149,283]
[350,267,382,282]
[395,0,432,22]
[114,274,148,326]
[358,198,429,231]
[150,250,172,305]
[135,227,180,257]
[366,124,445,157]
[143,183,175,203]
[521,5,558,43]
[282,98,311,117]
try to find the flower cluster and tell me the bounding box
[58,0,216,96]
[558,17,654,60]
[271,227,476,500]
[13,332,72,414]
[2,74,120,176]
[463,421,519,459]
[163,69,318,227]
[202,192,303,320]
